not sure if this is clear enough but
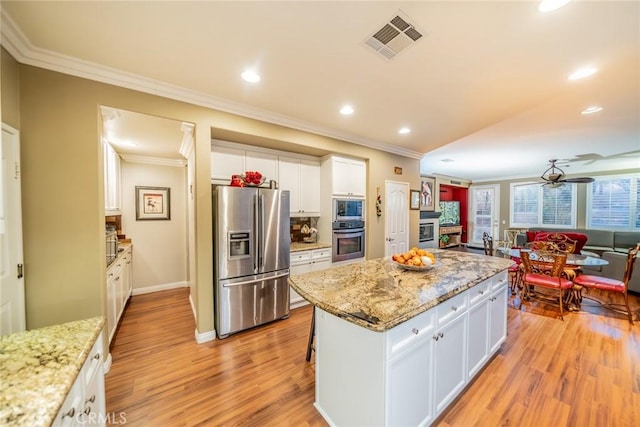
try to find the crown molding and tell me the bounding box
[120,154,186,167]
[1,10,422,160]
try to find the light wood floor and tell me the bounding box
[106,287,640,426]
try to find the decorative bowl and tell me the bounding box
[392,260,435,271]
[242,175,266,187]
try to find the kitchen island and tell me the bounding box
[289,249,514,426]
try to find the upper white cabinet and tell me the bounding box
[103,141,121,213]
[210,146,245,182]
[329,156,366,197]
[278,156,320,216]
[246,150,277,182]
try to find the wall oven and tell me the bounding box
[333,198,364,222]
[332,220,365,262]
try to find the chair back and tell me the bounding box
[622,243,640,287]
[525,240,560,254]
[520,250,567,277]
[543,233,578,254]
[482,232,493,256]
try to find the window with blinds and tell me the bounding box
[587,174,640,230]
[510,182,576,228]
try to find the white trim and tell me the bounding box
[103,353,112,375]
[120,154,186,167]
[188,291,197,323]
[211,139,322,162]
[179,123,195,159]
[0,9,422,160]
[131,281,188,296]
[195,328,216,344]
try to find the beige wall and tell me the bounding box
[10,60,420,337]
[121,161,188,290]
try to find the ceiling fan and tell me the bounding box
[540,159,595,187]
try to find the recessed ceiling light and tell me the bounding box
[441,158,454,163]
[340,105,354,115]
[538,0,571,13]
[568,66,598,81]
[241,70,261,83]
[581,105,603,115]
[398,127,411,135]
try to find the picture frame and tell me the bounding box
[420,177,436,211]
[136,186,171,220]
[410,190,420,210]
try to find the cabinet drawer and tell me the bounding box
[468,280,491,307]
[492,271,508,290]
[436,291,468,326]
[312,248,331,260]
[82,335,104,388]
[387,308,435,356]
[291,251,311,264]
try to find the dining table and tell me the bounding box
[496,247,609,310]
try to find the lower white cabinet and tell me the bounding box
[314,270,509,426]
[290,248,331,308]
[106,246,133,344]
[53,332,106,426]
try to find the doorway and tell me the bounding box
[384,181,409,256]
[468,184,500,248]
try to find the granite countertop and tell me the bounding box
[0,316,105,426]
[288,249,513,332]
[290,242,332,252]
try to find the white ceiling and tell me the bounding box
[2,1,639,181]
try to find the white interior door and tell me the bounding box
[468,184,500,248]
[385,181,409,256]
[1,123,26,335]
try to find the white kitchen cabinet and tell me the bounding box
[331,156,366,197]
[489,275,508,354]
[106,246,133,345]
[289,248,331,308]
[278,156,320,216]
[53,333,105,426]
[246,150,277,182]
[103,141,121,214]
[467,280,491,379]
[433,310,468,415]
[210,146,245,182]
[106,260,121,344]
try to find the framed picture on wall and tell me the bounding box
[136,186,171,220]
[420,177,435,211]
[410,190,420,210]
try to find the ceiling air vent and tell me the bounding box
[364,11,424,60]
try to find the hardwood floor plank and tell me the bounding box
[106,287,640,426]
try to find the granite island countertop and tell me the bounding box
[288,249,513,332]
[290,242,331,252]
[0,316,105,426]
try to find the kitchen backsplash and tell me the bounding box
[290,217,319,243]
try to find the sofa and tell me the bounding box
[516,228,640,294]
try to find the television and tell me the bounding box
[438,201,460,226]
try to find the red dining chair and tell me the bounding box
[520,251,574,320]
[573,243,639,324]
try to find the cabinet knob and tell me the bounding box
[411,328,419,335]
[478,290,485,295]
[451,305,458,312]
[93,353,101,360]
[62,408,75,419]
[86,394,96,404]
[84,407,91,415]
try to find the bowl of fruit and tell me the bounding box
[242,170,266,186]
[391,247,436,271]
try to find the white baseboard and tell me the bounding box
[195,328,216,343]
[131,281,188,296]
[103,352,112,374]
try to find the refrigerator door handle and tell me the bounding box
[253,194,259,271]
[259,193,265,269]
[221,271,290,287]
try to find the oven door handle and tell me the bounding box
[333,228,364,234]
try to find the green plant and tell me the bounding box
[440,234,450,244]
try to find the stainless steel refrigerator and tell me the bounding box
[213,185,290,338]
